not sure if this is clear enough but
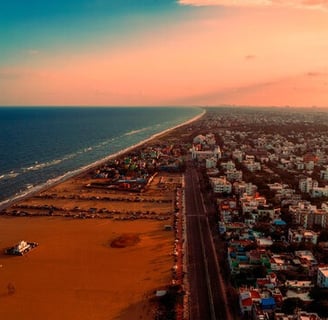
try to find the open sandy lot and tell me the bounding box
[0,217,173,320]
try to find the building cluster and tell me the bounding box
[91,143,187,191]
[191,109,328,320]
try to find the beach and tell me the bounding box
[0,108,205,211]
[0,217,172,320]
[0,110,204,319]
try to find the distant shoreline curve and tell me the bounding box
[0,108,205,211]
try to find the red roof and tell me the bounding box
[257,279,270,287]
[250,290,261,300]
[241,297,253,307]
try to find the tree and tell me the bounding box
[318,229,328,243]
[281,298,304,315]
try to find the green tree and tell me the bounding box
[281,298,304,315]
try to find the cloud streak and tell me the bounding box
[27,49,40,56]
[169,70,328,107]
[178,0,328,10]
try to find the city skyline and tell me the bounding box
[1,0,328,107]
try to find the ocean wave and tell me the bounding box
[22,159,63,172]
[123,127,150,136]
[95,138,116,148]
[0,108,205,208]
[0,171,20,180]
[63,152,78,161]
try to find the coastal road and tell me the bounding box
[184,163,232,320]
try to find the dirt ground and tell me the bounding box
[5,172,181,219]
[0,217,174,320]
[0,171,182,319]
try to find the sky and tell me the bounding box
[1,0,328,107]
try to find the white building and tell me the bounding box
[234,182,258,196]
[257,205,276,221]
[305,160,315,171]
[226,169,243,182]
[232,149,243,162]
[210,177,232,194]
[317,266,328,288]
[320,166,328,180]
[243,159,261,172]
[267,183,288,192]
[206,157,217,169]
[193,134,206,145]
[240,194,267,214]
[288,202,328,228]
[288,228,318,245]
[322,202,328,212]
[311,186,328,198]
[221,160,235,171]
[205,133,216,145]
[191,145,221,161]
[298,177,318,193]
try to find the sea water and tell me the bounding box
[0,107,203,203]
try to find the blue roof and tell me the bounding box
[261,297,276,307]
[273,219,286,226]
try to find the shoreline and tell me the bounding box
[0,108,205,211]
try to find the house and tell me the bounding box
[274,312,321,319]
[294,250,317,275]
[267,183,289,192]
[226,169,243,182]
[220,160,236,171]
[239,288,261,314]
[243,159,261,172]
[205,157,217,169]
[257,205,276,221]
[311,186,328,198]
[232,149,243,162]
[191,145,221,161]
[291,204,328,229]
[317,266,328,288]
[218,198,239,222]
[256,238,273,248]
[256,273,278,289]
[270,255,289,271]
[210,176,232,194]
[239,291,253,314]
[193,134,206,145]
[298,177,318,193]
[240,194,267,215]
[320,166,328,180]
[233,181,258,196]
[205,133,216,145]
[285,280,314,302]
[288,228,319,245]
[261,296,276,311]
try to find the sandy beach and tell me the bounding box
[0,217,173,320]
[0,169,184,319]
[0,110,203,319]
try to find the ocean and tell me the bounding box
[0,107,203,204]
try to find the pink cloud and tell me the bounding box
[306,71,328,76]
[2,3,328,107]
[245,55,256,60]
[178,0,328,10]
[169,72,328,107]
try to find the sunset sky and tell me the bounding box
[1,0,328,107]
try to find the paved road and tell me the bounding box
[185,163,232,320]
